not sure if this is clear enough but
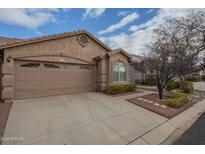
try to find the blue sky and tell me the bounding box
[0,8,203,54]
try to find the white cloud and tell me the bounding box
[100,9,205,55]
[100,30,151,55]
[0,8,57,29]
[98,12,139,35]
[146,9,155,14]
[35,31,43,36]
[129,8,205,32]
[82,8,106,19]
[117,10,131,16]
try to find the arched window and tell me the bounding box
[44,63,60,68]
[112,62,126,82]
[20,63,40,67]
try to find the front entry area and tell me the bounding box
[14,60,94,99]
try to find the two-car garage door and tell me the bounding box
[14,60,94,99]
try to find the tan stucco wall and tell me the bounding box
[2,58,14,102]
[2,34,109,102]
[99,57,109,91]
[3,34,108,63]
[0,55,2,101]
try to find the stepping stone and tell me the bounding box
[154,103,160,106]
[161,105,167,109]
[147,100,154,104]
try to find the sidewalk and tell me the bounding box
[128,99,205,145]
[117,90,156,100]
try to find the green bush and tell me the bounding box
[179,80,194,93]
[202,75,205,81]
[166,92,188,108]
[166,99,181,108]
[166,80,180,91]
[106,83,137,94]
[175,92,188,99]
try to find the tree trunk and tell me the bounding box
[157,77,164,99]
[157,85,163,99]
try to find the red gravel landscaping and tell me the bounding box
[0,102,12,145]
[127,92,204,118]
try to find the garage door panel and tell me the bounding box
[41,71,92,80]
[14,60,94,99]
[15,87,93,99]
[15,72,42,81]
[15,81,42,91]
[43,82,93,91]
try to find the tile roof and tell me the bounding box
[110,48,132,59]
[0,30,112,51]
[0,37,23,46]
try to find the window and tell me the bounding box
[20,63,40,67]
[78,35,89,46]
[44,63,60,68]
[112,62,126,82]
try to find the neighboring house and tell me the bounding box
[129,53,146,83]
[0,30,137,103]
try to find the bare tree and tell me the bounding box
[144,11,205,99]
[146,41,178,99]
[155,11,205,78]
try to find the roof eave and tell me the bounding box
[0,30,112,52]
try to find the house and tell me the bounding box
[0,30,137,103]
[129,53,146,83]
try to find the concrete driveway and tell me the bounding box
[3,92,167,145]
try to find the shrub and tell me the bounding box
[186,74,201,82]
[166,92,188,108]
[166,80,180,91]
[144,75,157,86]
[167,99,181,108]
[106,83,137,94]
[179,80,194,93]
[175,92,188,99]
[202,75,205,81]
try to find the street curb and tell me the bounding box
[129,99,205,145]
[161,112,202,144]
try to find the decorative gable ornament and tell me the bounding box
[77,34,89,47]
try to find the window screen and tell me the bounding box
[112,62,126,82]
[112,64,119,81]
[119,63,126,81]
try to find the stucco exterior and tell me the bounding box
[0,30,132,102]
